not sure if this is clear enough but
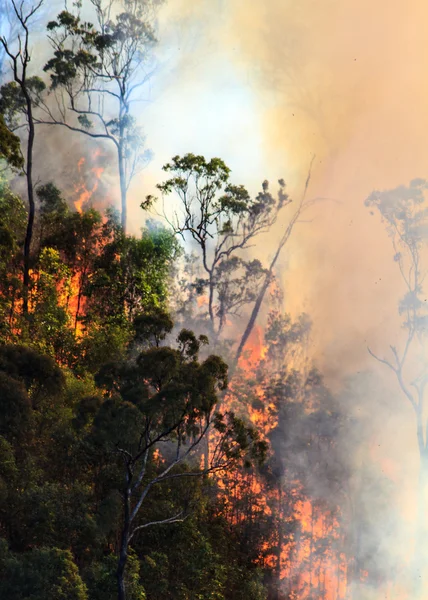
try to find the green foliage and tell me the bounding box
[0,182,179,369]
[133,306,174,347]
[0,77,46,129]
[85,212,179,325]
[0,542,88,600]
[0,114,23,170]
[0,182,26,339]
[0,373,31,441]
[29,247,76,362]
[0,344,64,405]
[0,156,282,600]
[45,9,156,90]
[84,551,146,600]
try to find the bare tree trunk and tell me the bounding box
[412,437,428,600]
[22,92,35,317]
[118,144,127,233]
[235,274,271,367]
[117,487,131,600]
[275,482,284,600]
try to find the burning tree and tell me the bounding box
[41,0,165,231]
[221,302,350,600]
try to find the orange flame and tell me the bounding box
[74,149,104,213]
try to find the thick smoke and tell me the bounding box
[146,1,428,597]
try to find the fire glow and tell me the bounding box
[73,149,105,213]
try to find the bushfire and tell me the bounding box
[73,150,105,214]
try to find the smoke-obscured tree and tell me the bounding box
[93,317,267,600]
[366,179,428,464]
[366,178,428,596]
[0,0,46,315]
[41,0,164,231]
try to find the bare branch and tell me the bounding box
[129,512,186,542]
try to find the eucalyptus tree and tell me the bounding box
[366,179,428,473]
[150,154,289,344]
[151,153,316,366]
[41,0,165,231]
[0,0,46,315]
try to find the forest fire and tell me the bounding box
[73,150,105,213]
[1,0,427,598]
[211,323,353,599]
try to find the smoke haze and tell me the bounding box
[143,0,428,380]
[141,2,428,596]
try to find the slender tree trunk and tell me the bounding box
[208,277,215,327]
[22,95,35,317]
[74,267,86,331]
[276,482,283,600]
[412,428,428,600]
[117,488,131,600]
[118,144,127,233]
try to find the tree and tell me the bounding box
[85,214,179,326]
[29,247,77,364]
[366,178,428,597]
[0,0,46,315]
[0,542,88,600]
[93,317,267,600]
[37,183,103,331]
[152,154,289,340]
[41,0,164,231]
[152,153,316,368]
